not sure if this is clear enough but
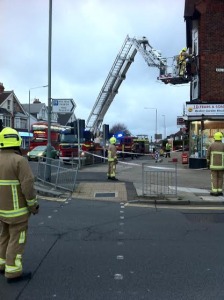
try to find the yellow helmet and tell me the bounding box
[0,127,22,148]
[109,137,116,144]
[182,47,187,52]
[214,131,223,141]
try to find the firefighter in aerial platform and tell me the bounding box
[178,47,192,76]
[207,132,224,196]
[107,136,118,181]
[0,127,39,283]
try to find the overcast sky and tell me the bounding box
[0,0,189,139]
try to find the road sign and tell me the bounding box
[52,99,76,113]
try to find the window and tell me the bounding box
[14,118,20,129]
[192,75,199,100]
[3,115,11,127]
[192,21,199,55]
[7,100,11,110]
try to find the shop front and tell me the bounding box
[185,102,224,169]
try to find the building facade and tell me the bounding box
[0,83,29,148]
[184,0,224,160]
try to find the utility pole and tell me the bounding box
[45,0,52,182]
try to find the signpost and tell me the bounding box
[52,98,76,113]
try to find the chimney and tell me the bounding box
[33,98,41,104]
[0,83,5,93]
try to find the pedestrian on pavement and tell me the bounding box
[206,131,224,196]
[165,140,172,158]
[0,127,39,283]
[107,136,118,181]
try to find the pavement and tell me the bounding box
[35,151,224,206]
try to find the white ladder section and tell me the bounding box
[85,35,167,134]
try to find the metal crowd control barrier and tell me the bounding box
[36,158,78,192]
[142,162,177,197]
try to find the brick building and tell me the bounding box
[184,0,224,163]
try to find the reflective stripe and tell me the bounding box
[19,231,26,244]
[0,180,20,185]
[0,207,29,218]
[5,254,22,274]
[108,150,112,159]
[26,198,38,207]
[210,151,224,169]
[0,179,29,218]
[12,185,19,210]
[0,258,6,266]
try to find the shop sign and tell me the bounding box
[177,116,185,125]
[186,103,224,116]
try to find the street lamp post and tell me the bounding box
[162,114,166,139]
[28,85,48,149]
[144,107,158,143]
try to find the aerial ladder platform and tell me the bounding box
[86,35,190,134]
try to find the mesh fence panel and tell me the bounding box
[142,162,177,197]
[36,158,78,192]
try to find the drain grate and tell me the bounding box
[95,192,116,198]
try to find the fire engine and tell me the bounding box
[116,135,150,157]
[30,121,66,151]
[58,128,104,164]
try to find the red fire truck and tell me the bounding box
[58,129,104,164]
[30,121,66,151]
[116,135,149,157]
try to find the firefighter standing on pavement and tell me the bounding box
[165,141,172,158]
[107,136,118,181]
[0,127,39,283]
[206,132,224,196]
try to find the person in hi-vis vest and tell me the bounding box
[0,127,39,283]
[107,137,118,181]
[207,131,224,196]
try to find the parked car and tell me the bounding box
[27,145,58,161]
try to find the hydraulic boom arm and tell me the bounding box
[85,35,167,135]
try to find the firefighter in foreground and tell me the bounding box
[107,136,118,180]
[206,132,224,196]
[0,127,39,283]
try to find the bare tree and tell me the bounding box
[110,123,131,136]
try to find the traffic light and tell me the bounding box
[69,121,77,135]
[77,119,85,139]
[103,124,109,141]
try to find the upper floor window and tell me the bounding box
[192,20,199,55]
[7,100,11,110]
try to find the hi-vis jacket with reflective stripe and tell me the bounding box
[0,149,37,224]
[108,144,117,162]
[206,141,224,170]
